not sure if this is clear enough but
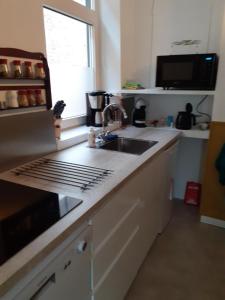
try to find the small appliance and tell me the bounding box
[175,103,196,130]
[0,179,83,266]
[156,53,218,90]
[132,98,146,127]
[86,91,113,127]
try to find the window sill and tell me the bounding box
[56,126,101,150]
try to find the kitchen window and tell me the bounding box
[43,5,95,127]
[73,0,92,9]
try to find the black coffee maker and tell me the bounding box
[86,91,113,127]
[176,103,196,130]
[132,98,146,127]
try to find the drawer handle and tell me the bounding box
[76,240,88,254]
[30,273,55,300]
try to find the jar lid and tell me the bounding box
[24,61,32,66]
[0,59,7,64]
[35,90,41,94]
[18,90,27,95]
[36,63,44,68]
[13,60,21,65]
[88,90,106,96]
[27,90,33,94]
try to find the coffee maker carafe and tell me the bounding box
[86,91,106,127]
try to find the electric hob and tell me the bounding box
[0,179,82,266]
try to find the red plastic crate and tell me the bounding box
[184,181,201,206]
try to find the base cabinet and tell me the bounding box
[1,141,178,300]
[92,140,178,300]
[3,225,92,300]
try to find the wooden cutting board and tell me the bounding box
[201,122,225,220]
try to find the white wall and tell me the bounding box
[0,0,101,87]
[97,0,121,91]
[121,0,154,88]
[143,95,213,124]
[174,138,206,199]
[212,4,225,121]
[151,0,225,86]
[98,0,154,90]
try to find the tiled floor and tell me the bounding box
[125,201,225,300]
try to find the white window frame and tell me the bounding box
[43,0,100,129]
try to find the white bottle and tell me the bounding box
[88,128,96,148]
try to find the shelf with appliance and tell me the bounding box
[0,105,47,118]
[115,88,215,96]
[151,126,210,140]
[0,47,52,116]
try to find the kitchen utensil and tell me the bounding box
[86,90,114,127]
[175,103,196,130]
[53,100,66,118]
[132,98,146,127]
[13,158,113,192]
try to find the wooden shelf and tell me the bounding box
[0,106,47,117]
[0,77,45,81]
[0,48,52,111]
[153,126,210,139]
[115,88,215,96]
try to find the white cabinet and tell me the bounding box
[92,140,178,300]
[157,142,179,233]
[12,226,92,300]
[92,174,144,300]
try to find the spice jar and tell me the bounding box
[5,90,19,108]
[27,90,36,106]
[18,90,29,107]
[35,90,46,105]
[13,60,22,78]
[0,98,7,110]
[36,63,45,79]
[24,61,33,78]
[0,59,9,78]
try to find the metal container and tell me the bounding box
[88,90,106,109]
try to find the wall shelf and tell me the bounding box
[0,106,47,117]
[115,88,215,96]
[0,47,52,114]
[153,126,210,140]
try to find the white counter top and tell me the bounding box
[0,127,180,296]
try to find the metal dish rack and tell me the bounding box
[13,158,113,192]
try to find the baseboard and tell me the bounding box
[200,216,225,229]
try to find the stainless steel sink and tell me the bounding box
[99,137,158,155]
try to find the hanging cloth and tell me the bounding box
[215,143,225,185]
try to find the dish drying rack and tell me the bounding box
[12,158,114,192]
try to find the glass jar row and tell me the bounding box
[0,59,46,79]
[0,90,46,110]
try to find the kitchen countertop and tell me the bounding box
[0,126,180,297]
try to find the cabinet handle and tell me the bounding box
[76,240,88,254]
[30,273,55,300]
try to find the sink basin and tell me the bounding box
[99,137,158,155]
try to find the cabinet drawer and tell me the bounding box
[92,177,139,250]
[94,224,143,300]
[93,198,141,288]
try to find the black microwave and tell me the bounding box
[156,53,218,90]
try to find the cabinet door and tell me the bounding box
[133,156,161,256]
[158,142,179,233]
[14,227,92,300]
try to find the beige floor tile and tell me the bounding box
[125,201,225,300]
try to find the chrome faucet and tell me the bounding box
[99,103,128,140]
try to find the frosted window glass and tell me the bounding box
[73,0,92,8]
[43,8,94,118]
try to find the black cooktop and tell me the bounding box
[0,180,82,265]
